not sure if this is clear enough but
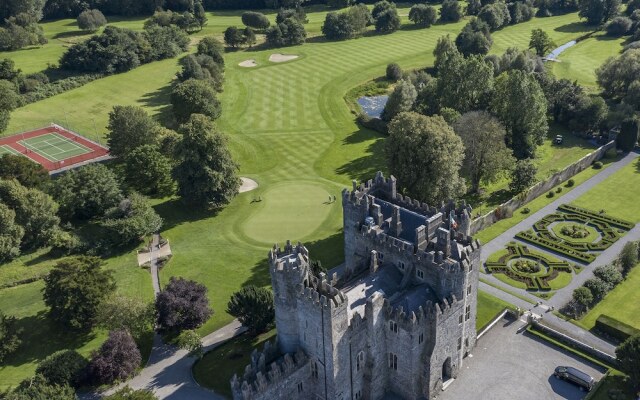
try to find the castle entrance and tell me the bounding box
[442,357,452,382]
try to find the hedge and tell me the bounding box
[595,314,640,342]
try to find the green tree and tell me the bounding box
[96,294,155,339]
[385,112,466,204]
[583,277,611,302]
[0,79,19,132]
[175,329,204,358]
[455,18,493,56]
[578,0,620,24]
[43,256,116,330]
[194,0,207,30]
[0,154,49,188]
[241,11,270,30]
[0,202,23,261]
[171,78,221,123]
[100,192,163,247]
[386,63,402,81]
[223,26,244,48]
[196,36,225,66]
[35,350,88,387]
[381,79,418,121]
[616,334,640,386]
[436,54,494,113]
[0,310,22,362]
[173,114,240,208]
[597,49,640,102]
[477,2,511,30]
[328,0,354,8]
[571,286,593,316]
[227,285,275,335]
[77,9,107,31]
[372,1,395,20]
[440,0,464,22]
[619,241,638,275]
[509,158,537,193]
[492,69,548,159]
[107,105,161,158]
[124,145,174,197]
[105,388,158,400]
[433,35,460,72]
[616,118,639,152]
[454,111,514,193]
[528,28,556,56]
[409,4,438,27]
[375,8,401,33]
[49,163,123,221]
[322,11,356,40]
[0,179,59,249]
[4,375,75,400]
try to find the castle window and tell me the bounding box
[378,252,384,260]
[297,382,303,393]
[418,333,424,344]
[355,391,362,399]
[458,337,462,350]
[311,361,318,379]
[459,315,463,324]
[389,321,398,333]
[388,353,398,370]
[356,351,364,371]
[465,305,471,321]
[467,285,472,295]
[398,261,405,270]
[416,269,424,280]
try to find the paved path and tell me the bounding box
[480,151,640,310]
[150,234,161,294]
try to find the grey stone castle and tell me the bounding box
[231,172,481,400]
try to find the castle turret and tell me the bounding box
[269,241,309,354]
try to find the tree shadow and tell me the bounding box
[153,198,220,232]
[336,129,386,182]
[138,84,175,127]
[3,311,96,368]
[23,249,57,267]
[553,21,593,34]
[52,30,89,40]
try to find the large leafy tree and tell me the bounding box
[529,28,555,56]
[155,277,213,332]
[106,105,161,158]
[455,18,493,56]
[492,69,548,159]
[4,375,76,400]
[509,158,537,193]
[616,334,640,386]
[440,0,464,22]
[578,0,619,24]
[173,114,240,208]
[0,79,20,133]
[436,54,494,113]
[87,329,141,385]
[124,145,174,197]
[49,164,123,221]
[100,193,163,247]
[43,256,116,330]
[0,179,59,249]
[0,154,49,188]
[227,285,275,335]
[197,36,225,66]
[381,80,418,121]
[0,203,24,261]
[385,112,466,204]
[96,295,155,339]
[0,310,22,362]
[409,4,438,27]
[597,49,640,102]
[171,78,221,123]
[619,241,638,275]
[454,111,514,193]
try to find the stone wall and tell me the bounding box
[470,141,616,236]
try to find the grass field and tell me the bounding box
[0,7,608,387]
[576,263,640,332]
[192,290,513,397]
[571,158,640,223]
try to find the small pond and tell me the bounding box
[357,95,388,119]
[546,40,577,61]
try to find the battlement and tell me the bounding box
[299,273,348,309]
[231,342,308,400]
[269,241,309,274]
[380,293,462,330]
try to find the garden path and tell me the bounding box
[480,151,640,309]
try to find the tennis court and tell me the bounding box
[19,133,93,162]
[0,145,21,156]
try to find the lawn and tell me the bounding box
[0,7,601,387]
[192,290,513,398]
[551,33,625,90]
[576,263,640,332]
[572,158,640,223]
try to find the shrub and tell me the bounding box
[556,187,562,193]
[155,277,213,331]
[583,277,611,302]
[593,264,623,287]
[509,158,537,193]
[547,190,555,198]
[592,161,603,169]
[619,241,638,274]
[87,330,141,385]
[35,350,88,387]
[241,11,270,30]
[521,207,530,214]
[566,178,575,187]
[386,63,402,81]
[77,9,107,31]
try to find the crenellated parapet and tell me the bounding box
[231,345,308,400]
[380,293,463,331]
[298,273,348,310]
[269,240,309,272]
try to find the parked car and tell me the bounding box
[554,135,564,145]
[554,366,595,391]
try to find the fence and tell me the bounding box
[470,141,616,235]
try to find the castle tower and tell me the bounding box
[269,241,309,354]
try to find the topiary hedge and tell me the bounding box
[595,314,640,342]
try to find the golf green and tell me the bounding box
[242,182,334,244]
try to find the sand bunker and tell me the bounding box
[239,177,259,193]
[269,54,299,63]
[239,59,258,68]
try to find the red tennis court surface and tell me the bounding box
[0,124,111,173]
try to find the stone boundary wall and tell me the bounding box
[531,320,618,366]
[470,141,616,235]
[477,308,511,339]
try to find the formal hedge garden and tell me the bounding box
[485,242,575,291]
[515,204,633,264]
